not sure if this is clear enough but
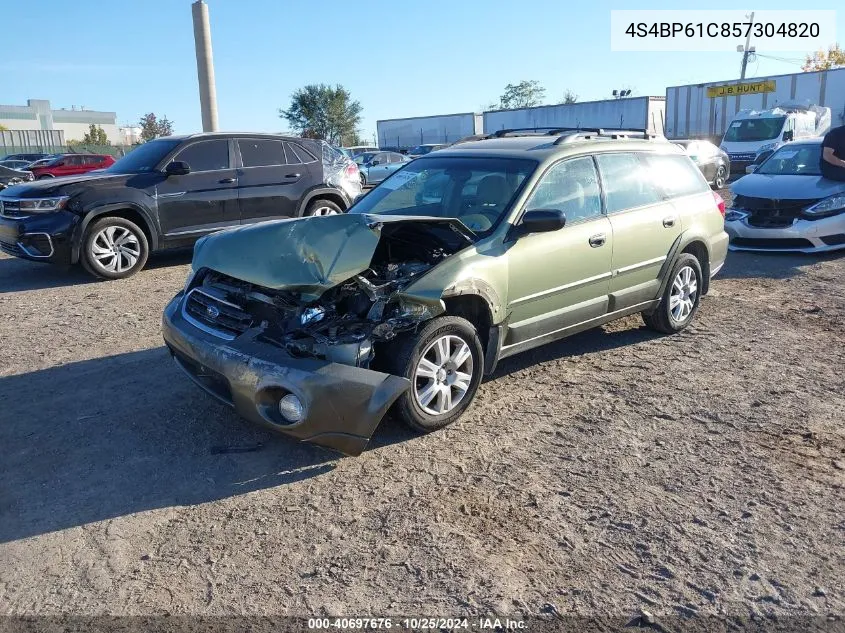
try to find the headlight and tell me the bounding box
[17,196,69,213]
[804,194,845,216]
[725,209,748,222]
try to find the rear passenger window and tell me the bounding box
[174,140,230,171]
[282,143,301,165]
[645,153,710,198]
[288,143,316,164]
[595,153,663,213]
[239,139,284,167]
[389,153,405,164]
[525,156,602,224]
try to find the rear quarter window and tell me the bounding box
[644,153,710,198]
[595,153,663,213]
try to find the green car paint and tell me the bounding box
[163,134,729,455]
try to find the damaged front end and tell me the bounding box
[162,214,476,455]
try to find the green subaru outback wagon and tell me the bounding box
[162,129,729,455]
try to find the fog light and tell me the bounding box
[278,394,304,423]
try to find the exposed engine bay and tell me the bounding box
[184,221,472,368]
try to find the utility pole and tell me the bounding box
[192,0,219,132]
[739,11,755,80]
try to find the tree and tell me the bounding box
[802,43,845,71]
[0,124,7,131]
[80,124,109,145]
[498,80,546,110]
[279,84,362,146]
[559,90,578,105]
[139,112,175,142]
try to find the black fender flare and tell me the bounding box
[295,187,351,216]
[650,234,713,310]
[71,203,159,263]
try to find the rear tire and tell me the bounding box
[38,174,54,180]
[643,253,703,334]
[303,199,343,217]
[80,216,149,280]
[385,316,484,433]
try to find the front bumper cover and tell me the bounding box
[725,212,845,253]
[162,294,410,456]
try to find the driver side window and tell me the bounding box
[525,157,602,224]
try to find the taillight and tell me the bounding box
[712,191,725,217]
[345,163,358,177]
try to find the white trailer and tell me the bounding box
[665,67,845,140]
[482,96,666,136]
[377,113,483,150]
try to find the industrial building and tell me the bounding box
[0,99,119,144]
[665,67,845,140]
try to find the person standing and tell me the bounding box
[820,124,845,181]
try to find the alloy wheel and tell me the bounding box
[670,265,698,322]
[413,334,474,416]
[714,166,726,189]
[309,206,339,216]
[90,225,141,274]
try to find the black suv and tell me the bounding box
[0,133,361,279]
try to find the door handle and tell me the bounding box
[589,233,606,248]
[662,216,676,228]
[218,177,236,184]
[284,173,301,179]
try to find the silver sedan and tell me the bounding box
[355,151,410,187]
[725,139,845,253]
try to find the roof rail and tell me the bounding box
[490,127,582,138]
[553,128,662,144]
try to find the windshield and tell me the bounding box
[106,138,182,173]
[756,143,821,176]
[350,156,536,236]
[723,116,786,143]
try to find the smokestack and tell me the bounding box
[191,0,219,132]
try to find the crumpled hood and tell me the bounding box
[731,174,845,201]
[192,213,475,301]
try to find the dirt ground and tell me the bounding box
[1,194,843,625]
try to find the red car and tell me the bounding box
[29,154,115,179]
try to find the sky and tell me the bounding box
[1,0,842,140]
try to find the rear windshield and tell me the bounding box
[350,156,536,236]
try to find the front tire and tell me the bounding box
[386,316,484,432]
[643,253,702,334]
[80,216,149,280]
[359,172,367,187]
[303,198,342,217]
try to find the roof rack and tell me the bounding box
[490,127,582,138]
[552,128,662,144]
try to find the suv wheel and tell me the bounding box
[386,316,484,432]
[303,199,342,217]
[80,216,149,280]
[643,253,702,334]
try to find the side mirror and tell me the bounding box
[783,130,794,141]
[520,209,566,234]
[370,160,381,166]
[54,161,66,167]
[746,164,758,174]
[166,161,191,176]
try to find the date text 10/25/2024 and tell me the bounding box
[308,617,527,630]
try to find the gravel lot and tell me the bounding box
[1,193,843,625]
